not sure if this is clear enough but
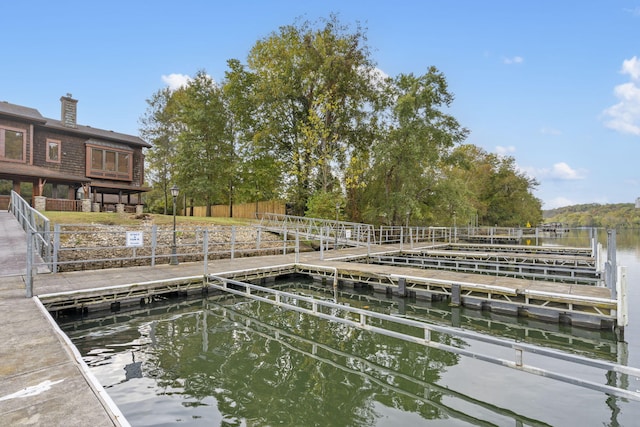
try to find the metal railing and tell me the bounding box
[207,274,640,401]
[48,224,301,272]
[259,213,375,247]
[10,191,51,296]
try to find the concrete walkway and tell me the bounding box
[0,211,28,276]
[0,212,127,426]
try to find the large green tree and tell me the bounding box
[237,15,379,214]
[359,69,469,225]
[171,71,235,216]
[139,87,180,214]
[443,144,542,227]
[140,15,542,227]
[224,59,283,209]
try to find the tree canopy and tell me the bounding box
[140,15,542,226]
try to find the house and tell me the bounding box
[0,95,150,212]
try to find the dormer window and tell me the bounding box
[86,143,133,181]
[0,126,26,162]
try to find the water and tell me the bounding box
[59,229,640,426]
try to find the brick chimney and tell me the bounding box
[60,93,78,128]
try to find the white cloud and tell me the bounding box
[503,56,524,65]
[161,73,192,90]
[622,56,640,80]
[495,145,516,156]
[533,162,586,181]
[624,7,640,16]
[548,162,586,180]
[365,66,390,88]
[602,56,640,135]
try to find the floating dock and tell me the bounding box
[39,242,622,331]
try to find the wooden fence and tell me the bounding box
[45,198,82,212]
[183,200,286,219]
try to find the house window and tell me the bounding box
[46,139,61,163]
[0,126,26,162]
[86,145,132,181]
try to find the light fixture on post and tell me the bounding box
[170,185,179,265]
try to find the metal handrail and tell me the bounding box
[10,191,52,296]
[207,274,640,401]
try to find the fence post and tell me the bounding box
[283,227,288,255]
[203,228,209,277]
[320,226,324,261]
[26,228,34,298]
[231,226,236,259]
[257,226,261,250]
[410,227,414,249]
[53,224,60,273]
[295,231,300,263]
[151,225,157,267]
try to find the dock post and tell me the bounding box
[617,266,628,339]
[607,230,617,295]
[397,277,407,297]
[451,306,461,327]
[451,283,461,306]
[295,231,300,263]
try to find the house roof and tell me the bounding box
[0,162,91,183]
[0,100,151,148]
[44,119,151,148]
[0,101,46,124]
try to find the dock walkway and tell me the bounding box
[0,212,617,426]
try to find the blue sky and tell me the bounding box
[3,1,640,209]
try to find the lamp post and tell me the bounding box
[170,185,179,265]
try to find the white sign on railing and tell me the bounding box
[126,231,144,247]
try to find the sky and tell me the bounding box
[2,1,640,210]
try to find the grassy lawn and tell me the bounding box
[42,211,256,227]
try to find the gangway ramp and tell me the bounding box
[259,213,374,247]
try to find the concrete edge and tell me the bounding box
[32,297,131,427]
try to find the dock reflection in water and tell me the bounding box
[59,278,637,426]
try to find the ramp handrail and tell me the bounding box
[10,191,51,296]
[259,213,375,247]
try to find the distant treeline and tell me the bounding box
[543,203,640,229]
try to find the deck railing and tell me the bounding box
[45,198,82,212]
